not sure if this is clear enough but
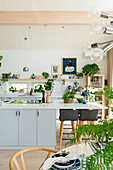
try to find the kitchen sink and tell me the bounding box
[9,100,42,104]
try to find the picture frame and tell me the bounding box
[62,57,77,75]
[51,65,60,75]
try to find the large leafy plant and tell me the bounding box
[67,119,113,169]
[82,63,100,76]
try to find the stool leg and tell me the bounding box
[71,121,77,144]
[59,121,64,150]
[78,121,83,143]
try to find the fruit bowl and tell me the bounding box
[77,97,84,103]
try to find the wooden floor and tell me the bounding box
[0,121,76,170]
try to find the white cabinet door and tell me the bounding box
[19,109,36,146]
[0,109,18,146]
[37,109,56,146]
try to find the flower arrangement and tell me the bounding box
[82,86,98,102]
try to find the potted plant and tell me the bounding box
[62,92,75,103]
[42,72,50,79]
[44,79,54,103]
[1,72,11,82]
[34,84,45,93]
[67,119,113,169]
[82,63,100,76]
[75,72,83,79]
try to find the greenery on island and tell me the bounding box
[44,79,54,91]
[34,84,45,92]
[62,92,75,102]
[42,72,50,78]
[1,72,11,82]
[75,72,83,78]
[0,56,3,67]
[67,119,113,169]
[9,86,16,92]
[82,63,100,76]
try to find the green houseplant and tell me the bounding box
[1,72,11,82]
[67,119,113,169]
[34,84,45,93]
[75,72,83,79]
[44,79,54,103]
[62,92,75,103]
[82,63,100,76]
[42,72,50,79]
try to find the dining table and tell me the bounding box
[43,143,94,169]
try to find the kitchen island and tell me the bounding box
[0,101,107,149]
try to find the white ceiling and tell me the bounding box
[0,0,113,11]
[0,25,112,50]
[0,0,113,50]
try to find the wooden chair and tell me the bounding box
[9,147,58,170]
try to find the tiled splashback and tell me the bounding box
[52,79,85,97]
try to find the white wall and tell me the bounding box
[0,50,107,79]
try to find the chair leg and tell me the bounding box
[59,121,64,150]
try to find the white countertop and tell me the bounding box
[0,100,107,110]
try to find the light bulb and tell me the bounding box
[88,8,101,19]
[90,48,104,61]
[83,49,93,58]
[89,24,106,35]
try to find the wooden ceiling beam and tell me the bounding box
[0,11,91,25]
[0,11,113,25]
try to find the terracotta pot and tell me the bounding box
[64,98,73,103]
[46,96,52,103]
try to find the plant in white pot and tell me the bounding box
[44,79,54,103]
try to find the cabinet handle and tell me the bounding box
[37,111,39,116]
[16,111,17,116]
[19,111,20,116]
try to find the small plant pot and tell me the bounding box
[64,98,73,103]
[46,96,52,103]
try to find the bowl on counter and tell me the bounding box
[77,96,84,103]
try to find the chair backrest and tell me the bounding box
[59,109,78,121]
[9,147,58,170]
[79,109,98,121]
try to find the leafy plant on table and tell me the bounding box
[66,119,113,169]
[44,79,54,91]
[1,72,11,82]
[34,84,45,92]
[62,92,75,102]
[42,72,50,79]
[75,72,83,78]
[82,63,100,76]
[0,56,3,67]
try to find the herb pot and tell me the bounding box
[64,98,73,103]
[46,96,52,103]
